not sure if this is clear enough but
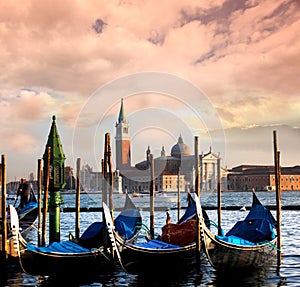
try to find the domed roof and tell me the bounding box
[171,135,190,158]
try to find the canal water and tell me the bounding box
[2,191,300,287]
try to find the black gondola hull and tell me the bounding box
[20,247,113,277]
[203,224,277,271]
[116,239,200,274]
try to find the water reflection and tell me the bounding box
[211,266,279,287]
[51,263,285,287]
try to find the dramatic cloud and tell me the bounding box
[0,0,299,180]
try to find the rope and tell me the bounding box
[90,247,111,262]
[262,240,281,252]
[136,223,153,239]
[209,220,225,236]
[209,220,218,229]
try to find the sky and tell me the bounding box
[0,0,300,182]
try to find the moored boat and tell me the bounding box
[202,190,277,272]
[14,193,142,278]
[104,193,207,275]
[7,191,38,257]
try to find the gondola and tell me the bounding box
[104,193,207,275]
[14,193,142,278]
[15,190,39,236]
[7,191,38,257]
[202,190,277,272]
[8,189,38,238]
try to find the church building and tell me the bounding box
[114,99,228,193]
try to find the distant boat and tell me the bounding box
[60,189,99,194]
[202,190,277,271]
[60,189,120,195]
[240,206,247,211]
[129,192,177,203]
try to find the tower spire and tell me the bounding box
[118,98,126,123]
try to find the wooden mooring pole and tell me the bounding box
[101,157,108,252]
[104,132,114,257]
[37,159,42,246]
[194,136,201,270]
[194,136,200,198]
[273,130,282,266]
[41,147,50,247]
[150,154,155,238]
[217,157,222,236]
[177,166,181,222]
[75,158,81,240]
[1,154,8,263]
[101,159,107,205]
[104,133,114,218]
[107,133,114,217]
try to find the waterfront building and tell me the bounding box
[228,165,300,191]
[65,166,75,190]
[76,164,122,193]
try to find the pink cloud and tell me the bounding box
[1,0,299,180]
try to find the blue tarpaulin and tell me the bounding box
[224,192,276,244]
[78,207,141,248]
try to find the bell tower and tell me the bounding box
[115,98,131,170]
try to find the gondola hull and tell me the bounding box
[104,193,205,275]
[203,224,277,271]
[202,190,278,272]
[19,244,113,277]
[116,240,198,274]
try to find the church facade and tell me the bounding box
[114,99,228,193]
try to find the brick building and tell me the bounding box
[228,165,300,191]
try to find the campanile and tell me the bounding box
[115,98,131,170]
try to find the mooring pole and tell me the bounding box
[194,136,201,270]
[37,159,42,247]
[200,152,203,192]
[107,133,114,218]
[102,133,110,252]
[101,159,107,205]
[177,166,181,222]
[1,154,7,262]
[194,136,200,198]
[217,157,222,236]
[42,147,50,247]
[75,158,81,240]
[150,154,155,238]
[273,130,282,266]
[104,133,110,210]
[104,133,114,222]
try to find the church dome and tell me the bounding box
[171,135,190,158]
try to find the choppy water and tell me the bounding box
[2,191,300,286]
